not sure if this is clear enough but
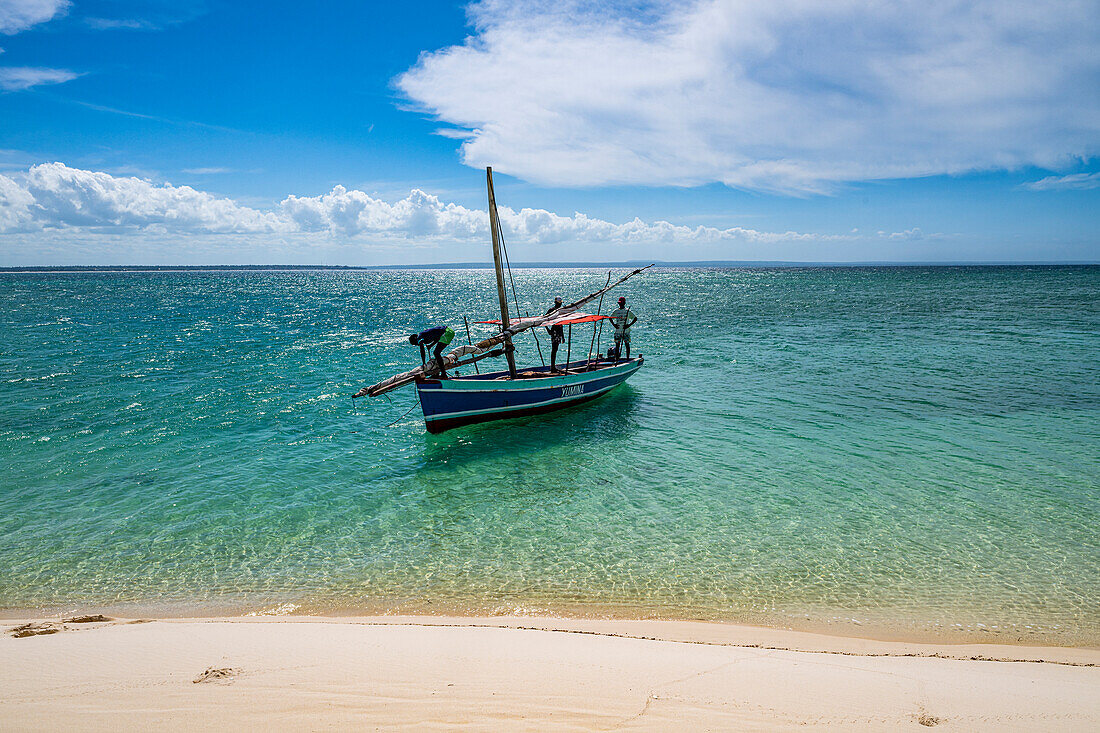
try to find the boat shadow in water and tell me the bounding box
[417,385,643,467]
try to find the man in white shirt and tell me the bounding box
[609,296,637,360]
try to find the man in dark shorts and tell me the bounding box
[544,296,565,373]
[409,326,456,378]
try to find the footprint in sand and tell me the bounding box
[193,667,241,684]
[917,711,944,727]
[9,615,116,638]
[9,622,64,638]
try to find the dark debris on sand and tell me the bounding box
[64,614,113,624]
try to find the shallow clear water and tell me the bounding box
[1,267,1098,643]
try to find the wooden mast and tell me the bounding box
[486,167,518,378]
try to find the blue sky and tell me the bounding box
[0,0,1097,265]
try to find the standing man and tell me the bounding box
[545,296,565,373]
[609,296,637,360]
[408,325,455,378]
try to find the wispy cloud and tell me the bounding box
[0,0,69,34]
[0,162,834,245]
[888,228,925,241]
[0,66,78,91]
[0,1,75,93]
[58,97,240,132]
[1024,173,1100,192]
[78,0,208,33]
[398,0,1100,194]
[83,17,157,31]
[67,98,162,120]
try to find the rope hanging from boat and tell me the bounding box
[383,392,422,428]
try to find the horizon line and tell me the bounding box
[1,259,1098,273]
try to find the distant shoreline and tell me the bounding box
[2,260,1098,273]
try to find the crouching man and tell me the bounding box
[409,325,455,378]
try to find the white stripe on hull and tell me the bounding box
[422,380,622,422]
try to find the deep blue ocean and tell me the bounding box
[1,266,1097,643]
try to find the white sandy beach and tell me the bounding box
[2,615,1098,731]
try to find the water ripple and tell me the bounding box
[0,266,1097,643]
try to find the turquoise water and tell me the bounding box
[1,267,1098,643]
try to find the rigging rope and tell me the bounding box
[526,310,546,366]
[586,271,612,369]
[384,392,422,428]
[497,215,545,362]
[497,214,522,319]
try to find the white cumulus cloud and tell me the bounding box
[0,168,35,230]
[0,0,68,34]
[0,162,830,246]
[397,0,1100,194]
[10,163,288,233]
[281,186,486,239]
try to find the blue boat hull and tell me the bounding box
[415,357,643,433]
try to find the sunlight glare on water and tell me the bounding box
[1,266,1097,643]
